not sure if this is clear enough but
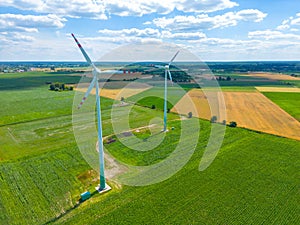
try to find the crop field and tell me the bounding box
[0,71,299,225]
[171,89,212,119]
[223,91,300,140]
[255,86,300,92]
[262,92,300,121]
[173,89,300,140]
[128,86,187,111]
[76,82,151,100]
[53,120,300,225]
[242,72,300,81]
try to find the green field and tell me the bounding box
[263,92,300,121]
[128,87,187,111]
[53,123,300,224]
[0,72,299,224]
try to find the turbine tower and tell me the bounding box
[156,51,179,132]
[71,33,109,192]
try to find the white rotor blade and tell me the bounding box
[71,33,93,66]
[154,65,165,69]
[168,50,180,66]
[167,69,173,85]
[78,76,96,109]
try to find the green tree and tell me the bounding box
[49,84,55,91]
[229,121,237,127]
[210,116,217,123]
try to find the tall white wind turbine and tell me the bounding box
[71,33,108,191]
[156,51,179,132]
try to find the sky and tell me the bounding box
[0,0,300,61]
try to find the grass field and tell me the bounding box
[52,120,300,225]
[0,72,299,224]
[262,92,300,121]
[127,86,187,111]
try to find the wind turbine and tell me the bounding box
[156,51,179,132]
[71,33,109,192]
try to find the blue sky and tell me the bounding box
[0,0,300,61]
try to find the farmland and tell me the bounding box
[76,82,151,100]
[173,89,300,140]
[53,121,300,225]
[0,66,299,225]
[262,92,300,121]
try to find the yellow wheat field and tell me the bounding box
[76,82,151,100]
[172,89,300,140]
[243,72,300,81]
[255,86,300,93]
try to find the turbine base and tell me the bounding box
[95,184,112,194]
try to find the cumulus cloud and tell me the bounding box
[0,31,36,46]
[0,0,238,19]
[0,13,66,32]
[276,13,300,31]
[248,30,300,40]
[96,28,208,44]
[98,28,161,38]
[152,9,267,31]
[161,31,207,40]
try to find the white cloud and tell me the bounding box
[0,0,107,19]
[162,31,207,40]
[96,28,209,44]
[291,17,300,26]
[0,31,36,49]
[248,30,300,40]
[98,28,161,38]
[0,0,238,19]
[277,24,290,31]
[152,9,267,31]
[0,14,66,32]
[276,13,300,30]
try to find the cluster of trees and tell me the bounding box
[144,68,191,82]
[215,76,233,81]
[210,115,237,127]
[49,82,73,91]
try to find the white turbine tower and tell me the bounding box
[156,51,179,132]
[71,33,109,192]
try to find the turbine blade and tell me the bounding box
[168,50,180,66]
[167,69,173,85]
[78,76,96,109]
[71,33,93,66]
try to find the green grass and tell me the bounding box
[128,87,186,110]
[285,80,300,88]
[0,72,84,90]
[263,92,300,121]
[53,122,300,225]
[0,147,91,225]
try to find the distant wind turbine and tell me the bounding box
[155,51,179,132]
[71,33,109,192]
